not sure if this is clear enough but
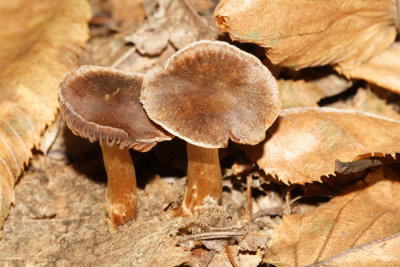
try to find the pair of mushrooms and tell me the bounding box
[58,40,280,227]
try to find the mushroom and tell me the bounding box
[58,65,172,227]
[140,40,280,215]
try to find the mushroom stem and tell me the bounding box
[101,143,137,227]
[181,143,222,214]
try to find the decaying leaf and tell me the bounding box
[0,152,192,266]
[265,170,400,266]
[329,88,400,121]
[0,0,90,231]
[88,0,219,74]
[279,74,351,109]
[338,42,400,94]
[245,107,400,184]
[109,0,145,27]
[214,0,398,70]
[126,0,217,56]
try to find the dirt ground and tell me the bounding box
[0,119,289,266]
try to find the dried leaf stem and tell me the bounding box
[306,231,400,267]
[178,231,246,244]
[251,207,284,222]
[245,174,252,226]
[225,245,239,267]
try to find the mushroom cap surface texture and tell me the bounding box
[58,65,172,151]
[140,40,280,148]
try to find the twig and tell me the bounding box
[225,244,239,267]
[284,189,302,215]
[207,225,243,231]
[177,231,246,245]
[251,194,303,221]
[110,47,136,69]
[251,206,283,221]
[285,190,291,214]
[245,174,252,227]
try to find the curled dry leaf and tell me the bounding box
[265,170,400,266]
[245,107,400,184]
[279,80,324,109]
[329,88,400,121]
[214,0,398,70]
[279,74,351,109]
[0,0,90,230]
[338,42,400,94]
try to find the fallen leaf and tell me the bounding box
[109,0,145,27]
[0,0,90,231]
[312,232,400,266]
[311,74,353,98]
[279,80,323,109]
[264,170,400,266]
[126,0,217,56]
[214,0,397,70]
[338,42,400,94]
[231,244,264,267]
[188,0,218,17]
[279,74,351,109]
[245,107,400,184]
[92,0,218,74]
[329,88,400,121]
[239,232,267,252]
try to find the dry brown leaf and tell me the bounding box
[0,0,90,230]
[126,0,217,56]
[329,88,400,121]
[312,232,400,266]
[338,42,400,94]
[109,0,145,27]
[245,107,400,184]
[311,74,353,98]
[93,0,218,74]
[279,74,351,109]
[265,171,400,266]
[214,0,398,70]
[279,80,323,109]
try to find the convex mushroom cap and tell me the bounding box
[58,65,172,150]
[140,40,280,148]
[58,65,173,226]
[140,40,280,215]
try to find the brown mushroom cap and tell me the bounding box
[140,40,280,148]
[58,65,172,151]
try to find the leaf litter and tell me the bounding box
[265,166,400,266]
[0,0,90,234]
[2,0,400,266]
[0,121,284,266]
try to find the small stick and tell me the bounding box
[110,47,136,69]
[225,244,239,267]
[251,206,283,221]
[178,231,246,244]
[245,174,252,226]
